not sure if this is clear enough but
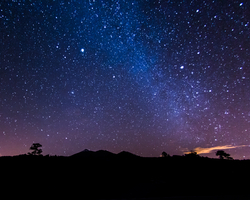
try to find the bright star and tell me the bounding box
[81,48,84,53]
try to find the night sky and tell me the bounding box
[1,0,250,158]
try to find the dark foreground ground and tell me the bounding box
[1,151,250,199]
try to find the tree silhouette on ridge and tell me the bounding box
[28,143,43,156]
[216,150,233,160]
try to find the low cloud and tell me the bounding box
[184,145,248,154]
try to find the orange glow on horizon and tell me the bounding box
[184,145,248,155]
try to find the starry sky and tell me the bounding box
[1,0,250,158]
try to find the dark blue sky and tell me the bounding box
[1,0,250,158]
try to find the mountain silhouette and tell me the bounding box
[70,149,95,157]
[70,149,139,159]
[70,149,116,158]
[117,151,140,158]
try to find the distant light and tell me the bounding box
[180,66,184,69]
[196,9,199,13]
[240,3,243,6]
[81,48,84,53]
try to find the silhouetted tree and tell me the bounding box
[185,150,200,158]
[189,150,197,155]
[216,150,232,160]
[28,143,43,156]
[161,151,170,157]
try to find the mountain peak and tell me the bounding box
[117,151,139,158]
[70,149,115,158]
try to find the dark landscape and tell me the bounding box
[1,149,250,199]
[1,1,250,199]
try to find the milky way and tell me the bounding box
[1,0,250,158]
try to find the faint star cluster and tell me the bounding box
[0,0,250,158]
